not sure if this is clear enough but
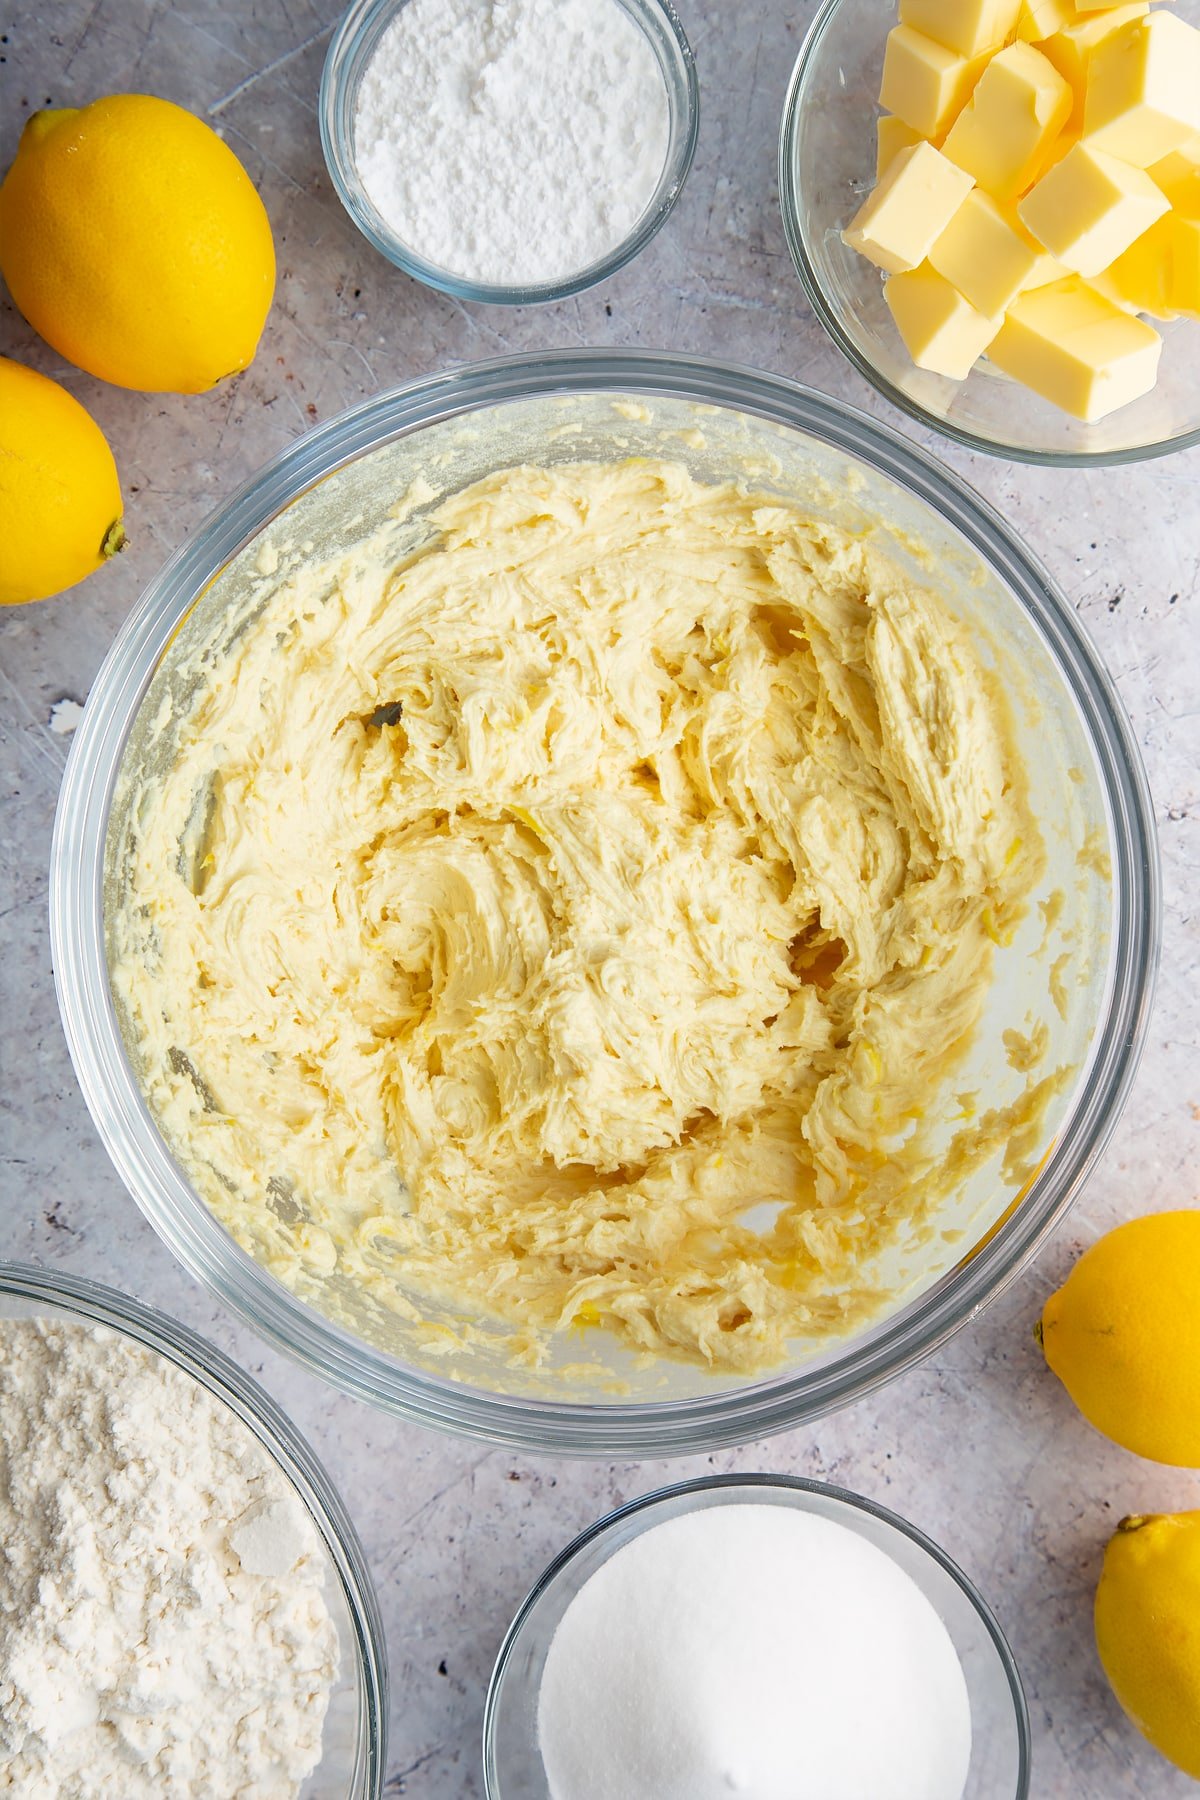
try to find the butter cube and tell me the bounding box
[1107,211,1200,314]
[988,276,1162,418]
[899,0,1022,57]
[1084,12,1200,166]
[1006,201,1072,285]
[1095,219,1174,315]
[1039,4,1148,131]
[843,142,976,275]
[1018,0,1077,39]
[1087,266,1164,313]
[1161,214,1200,313]
[877,114,923,177]
[884,263,1002,378]
[941,42,1073,198]
[880,26,990,138]
[1178,133,1200,163]
[1148,149,1200,210]
[928,190,1054,311]
[1075,0,1167,9]
[1019,141,1169,273]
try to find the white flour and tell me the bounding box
[0,1318,338,1798]
[353,0,671,286]
[537,1504,973,1800]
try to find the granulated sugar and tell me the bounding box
[353,0,671,287]
[537,1504,973,1800]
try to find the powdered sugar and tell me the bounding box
[353,0,671,286]
[0,1317,338,1798]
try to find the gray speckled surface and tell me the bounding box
[1,3,1198,1795]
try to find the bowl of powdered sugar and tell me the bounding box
[484,1474,1031,1799]
[0,1264,387,1800]
[319,0,698,302]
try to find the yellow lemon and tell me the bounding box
[1039,1209,1200,1464]
[0,95,275,394]
[0,356,124,606]
[1095,1511,1200,1779]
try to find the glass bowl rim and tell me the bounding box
[482,1470,1032,1800]
[317,0,700,306]
[776,0,1200,469]
[0,1258,388,1798]
[49,346,1160,1457]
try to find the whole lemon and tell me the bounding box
[0,356,125,606]
[0,95,275,393]
[1095,1511,1200,1778]
[1039,1209,1200,1464]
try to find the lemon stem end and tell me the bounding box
[22,107,78,150]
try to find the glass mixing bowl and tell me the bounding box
[0,1262,387,1800]
[483,1474,1030,1799]
[319,0,699,304]
[779,0,1200,465]
[51,350,1159,1455]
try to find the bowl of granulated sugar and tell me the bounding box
[319,0,698,303]
[484,1474,1031,1800]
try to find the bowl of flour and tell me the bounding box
[319,0,699,302]
[0,1263,387,1800]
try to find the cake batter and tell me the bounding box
[110,458,1043,1371]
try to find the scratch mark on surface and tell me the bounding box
[63,0,104,77]
[219,121,311,197]
[0,663,67,779]
[208,20,335,116]
[327,338,380,389]
[176,13,256,75]
[384,1745,444,1792]
[423,293,514,357]
[373,1449,496,1580]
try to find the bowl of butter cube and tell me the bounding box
[780,0,1200,462]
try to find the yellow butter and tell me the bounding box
[1087,266,1161,314]
[899,0,1023,57]
[1148,148,1200,209]
[1019,140,1169,274]
[1177,133,1200,163]
[1004,199,1072,286]
[1106,210,1200,314]
[1018,0,1077,39]
[941,42,1072,198]
[1094,220,1174,315]
[880,26,991,137]
[884,262,1002,377]
[877,114,923,177]
[1164,213,1200,313]
[988,276,1162,418]
[928,189,1053,311]
[843,141,976,274]
[1039,4,1148,132]
[1084,11,1200,166]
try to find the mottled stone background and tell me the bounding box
[1,3,1197,1793]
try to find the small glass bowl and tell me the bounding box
[483,1474,1031,1798]
[0,1262,388,1800]
[779,0,1200,465]
[319,0,699,305]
